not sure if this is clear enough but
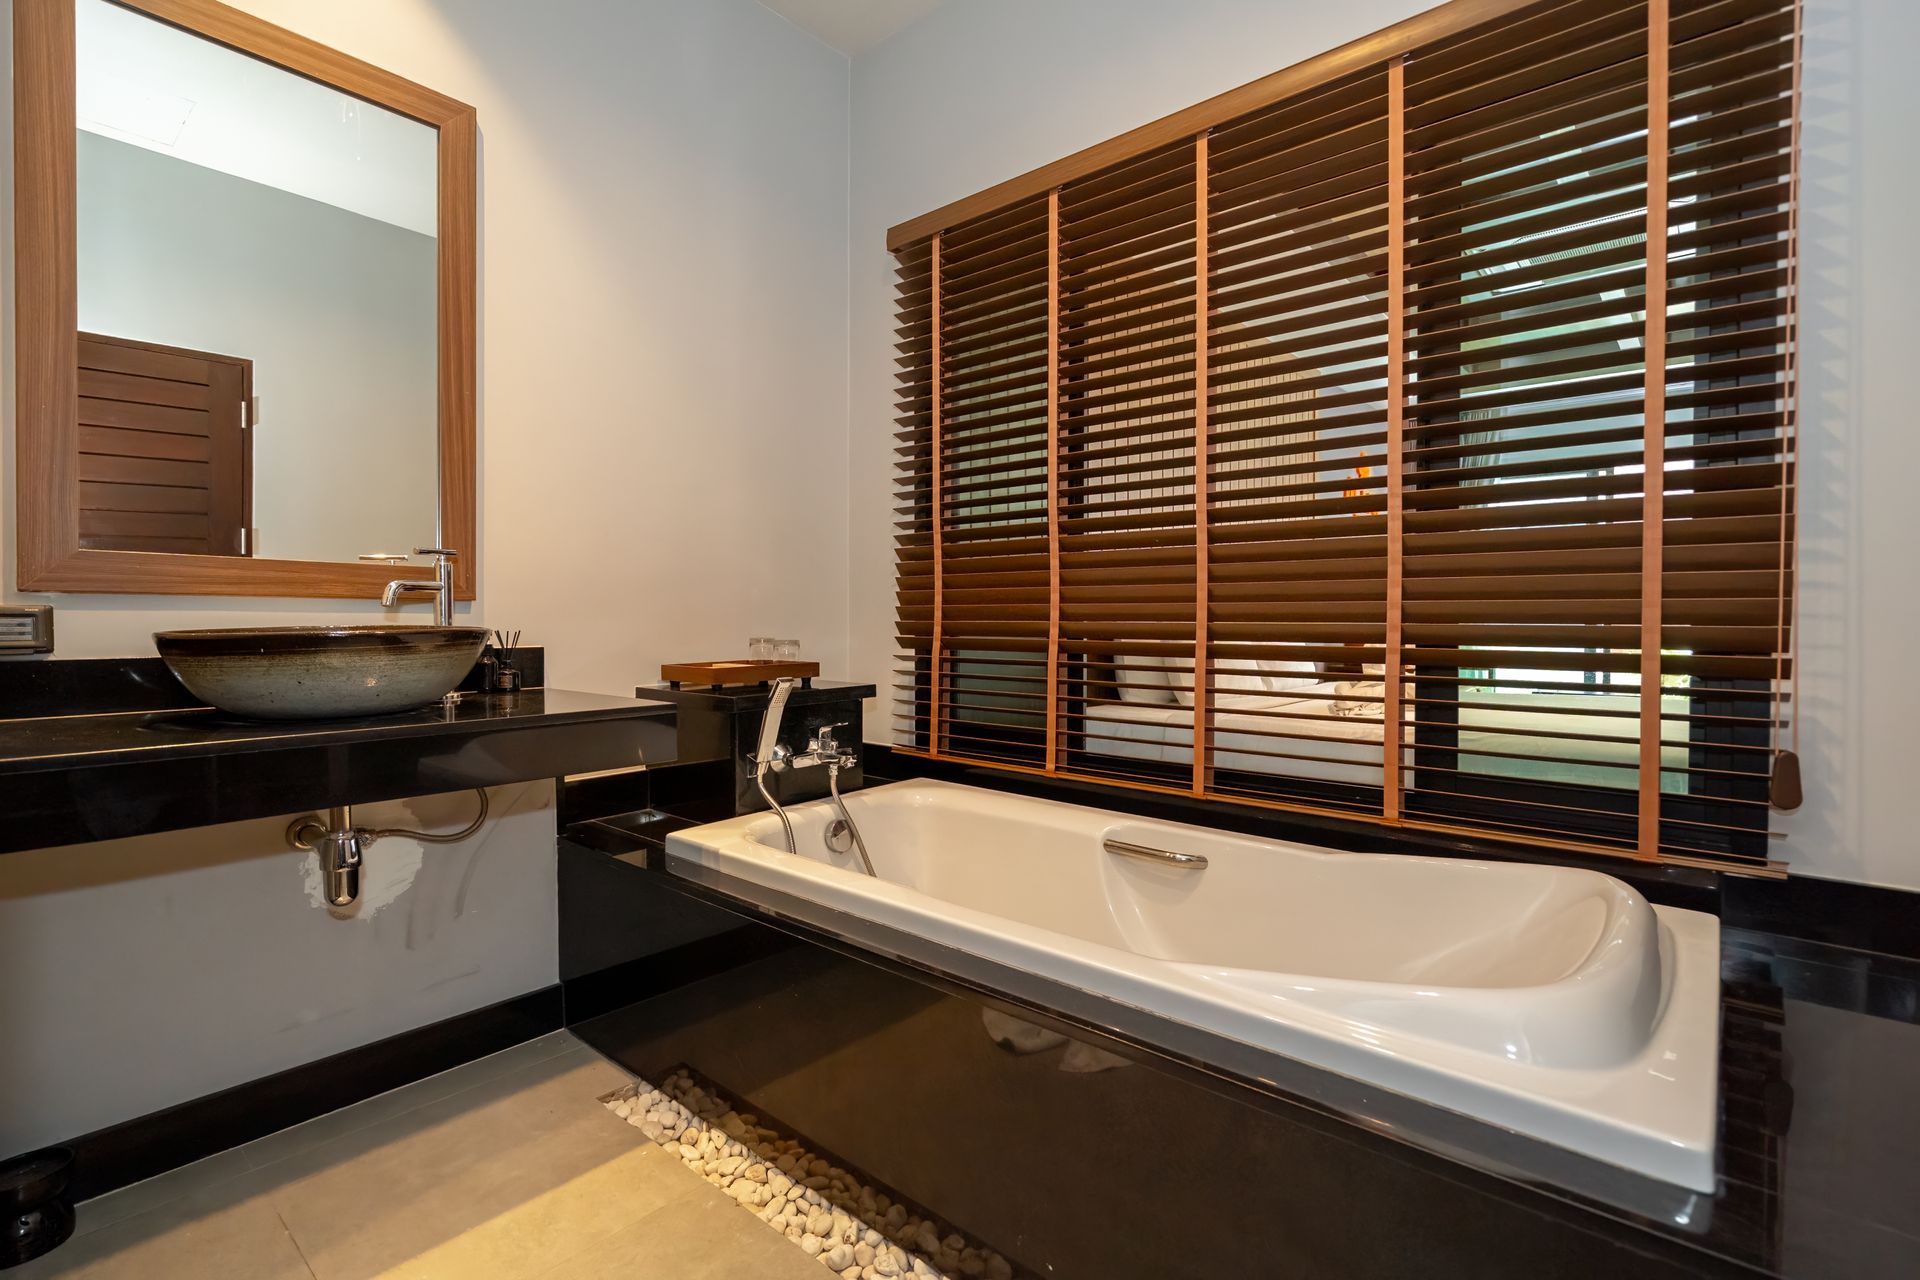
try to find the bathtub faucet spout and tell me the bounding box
[806,724,875,877]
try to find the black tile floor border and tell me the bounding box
[60,984,562,1203]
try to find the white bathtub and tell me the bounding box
[665,778,1721,1191]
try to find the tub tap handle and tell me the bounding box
[750,742,793,772]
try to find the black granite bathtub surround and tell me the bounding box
[547,735,1920,1276]
[584,838,1715,1232]
[557,758,735,829]
[557,827,799,1024]
[562,818,1920,1279]
[1721,871,1920,963]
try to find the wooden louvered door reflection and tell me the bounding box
[892,0,1798,872]
[78,333,250,557]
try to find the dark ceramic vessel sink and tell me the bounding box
[154,626,490,720]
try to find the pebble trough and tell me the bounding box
[602,1069,1016,1280]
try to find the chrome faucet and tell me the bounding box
[789,721,859,772]
[360,547,458,625]
[750,679,873,875]
[804,722,875,875]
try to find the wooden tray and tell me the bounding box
[660,659,819,688]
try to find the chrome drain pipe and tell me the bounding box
[289,789,490,907]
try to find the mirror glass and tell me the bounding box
[73,0,438,562]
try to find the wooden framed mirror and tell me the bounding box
[13,0,476,598]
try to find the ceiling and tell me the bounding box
[76,0,437,236]
[756,0,946,56]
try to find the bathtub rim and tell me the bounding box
[745,782,1661,1000]
[664,779,1721,1197]
[638,824,1720,1242]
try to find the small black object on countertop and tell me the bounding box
[0,651,674,856]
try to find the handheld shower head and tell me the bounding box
[755,677,799,854]
[757,676,797,773]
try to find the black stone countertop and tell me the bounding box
[0,687,669,775]
[563,802,1920,1280]
[1,685,676,856]
[633,678,878,711]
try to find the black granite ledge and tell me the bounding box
[562,808,1920,1280]
[0,686,663,776]
[633,679,877,711]
[2,688,675,855]
[558,758,735,829]
[1723,871,1920,963]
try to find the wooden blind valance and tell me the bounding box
[891,0,1799,871]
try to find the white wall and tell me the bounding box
[846,0,1920,892]
[1771,0,1920,891]
[5,0,853,693]
[3,0,1912,1154]
[78,131,440,563]
[78,0,441,236]
[0,784,557,1155]
[0,0,851,1150]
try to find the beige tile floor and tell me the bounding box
[18,1031,827,1280]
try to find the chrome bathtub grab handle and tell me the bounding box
[1103,838,1208,869]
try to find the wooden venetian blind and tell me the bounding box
[892,0,1799,870]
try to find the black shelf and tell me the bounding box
[1,686,676,855]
